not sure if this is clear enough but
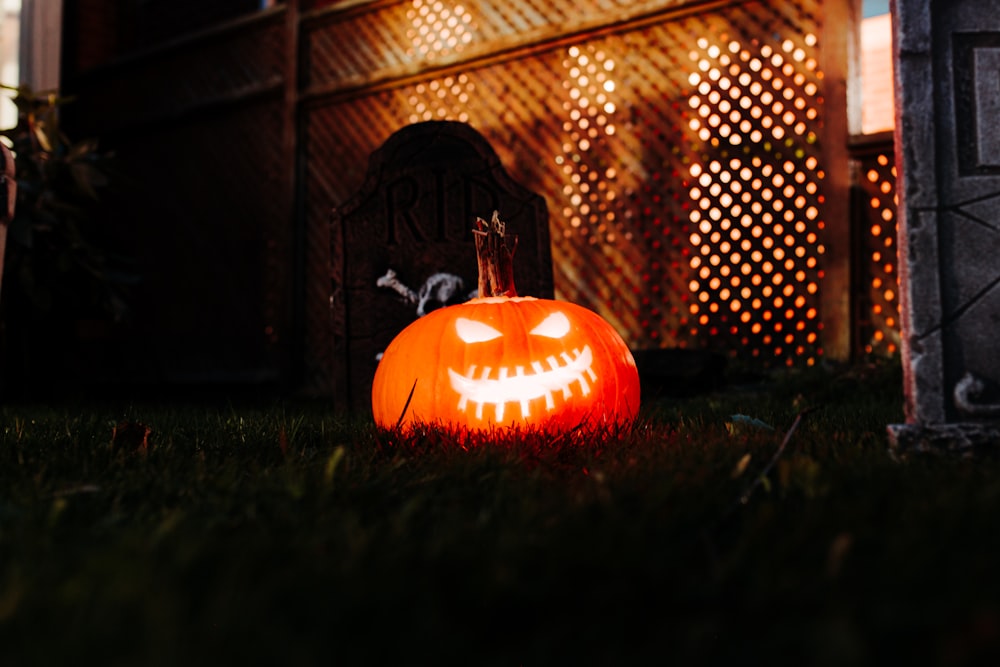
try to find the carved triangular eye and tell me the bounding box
[455,317,503,343]
[530,311,571,339]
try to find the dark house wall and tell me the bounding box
[54,1,295,397]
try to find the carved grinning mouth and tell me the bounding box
[447,346,597,421]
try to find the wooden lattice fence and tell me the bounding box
[300,0,850,392]
[61,0,870,397]
[850,133,900,358]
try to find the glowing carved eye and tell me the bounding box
[530,311,571,339]
[455,317,503,343]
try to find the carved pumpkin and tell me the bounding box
[372,213,640,433]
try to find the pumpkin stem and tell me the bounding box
[473,210,518,298]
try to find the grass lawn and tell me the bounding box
[2,360,999,666]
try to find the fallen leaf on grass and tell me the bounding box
[726,414,774,435]
[731,452,752,478]
[324,446,347,487]
[826,531,854,577]
[111,421,152,453]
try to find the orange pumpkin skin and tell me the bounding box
[371,296,640,433]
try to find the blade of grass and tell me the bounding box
[395,379,418,431]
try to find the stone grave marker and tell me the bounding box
[889,0,1000,455]
[330,120,553,413]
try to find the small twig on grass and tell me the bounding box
[544,417,590,450]
[700,405,821,567]
[49,484,101,499]
[737,405,821,507]
[371,379,419,457]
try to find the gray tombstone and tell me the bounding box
[329,120,553,414]
[889,0,1000,455]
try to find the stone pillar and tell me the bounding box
[889,0,1000,455]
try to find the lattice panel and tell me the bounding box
[305,0,693,90]
[856,150,900,356]
[303,0,832,386]
[682,31,826,365]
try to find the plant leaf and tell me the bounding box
[31,123,52,153]
[729,414,774,430]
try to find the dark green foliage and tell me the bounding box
[1,361,999,665]
[1,84,130,320]
[0,84,136,396]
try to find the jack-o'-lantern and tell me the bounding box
[372,212,640,433]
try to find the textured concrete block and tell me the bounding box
[889,0,1000,456]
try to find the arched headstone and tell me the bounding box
[329,121,553,413]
